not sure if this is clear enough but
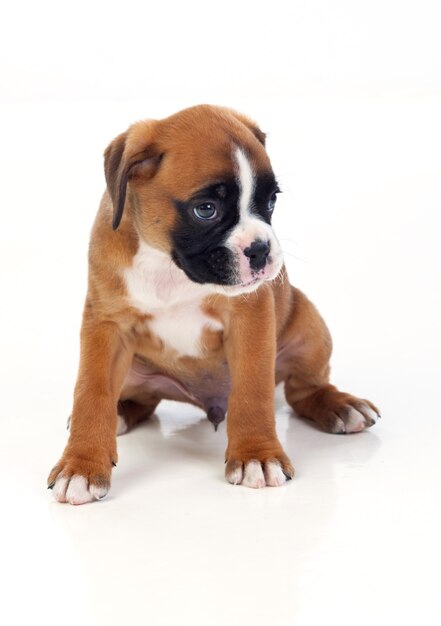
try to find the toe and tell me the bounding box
[52,476,69,503]
[52,475,109,505]
[225,460,243,485]
[331,415,347,434]
[50,471,110,504]
[226,451,294,488]
[263,460,287,486]
[242,461,265,489]
[65,476,95,505]
[89,483,109,500]
[356,402,380,426]
[344,407,367,433]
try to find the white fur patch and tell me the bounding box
[226,465,243,486]
[149,299,221,358]
[235,147,255,218]
[363,406,378,425]
[263,461,287,487]
[52,476,69,502]
[332,417,346,433]
[65,476,95,505]
[52,475,107,505]
[242,461,266,489]
[345,408,366,433]
[124,242,223,358]
[89,483,108,501]
[226,460,289,488]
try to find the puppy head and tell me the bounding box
[104,105,283,295]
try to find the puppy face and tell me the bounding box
[104,105,283,295]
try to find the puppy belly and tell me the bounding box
[121,341,299,412]
[121,356,231,414]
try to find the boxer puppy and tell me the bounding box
[48,105,379,504]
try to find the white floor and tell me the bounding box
[1,94,440,625]
[2,386,440,625]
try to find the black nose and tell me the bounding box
[243,239,271,271]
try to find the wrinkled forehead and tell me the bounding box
[155,124,274,200]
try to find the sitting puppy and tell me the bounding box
[48,105,379,504]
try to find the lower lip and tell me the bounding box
[241,278,260,287]
[227,277,261,292]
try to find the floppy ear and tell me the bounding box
[104,124,161,230]
[230,111,266,147]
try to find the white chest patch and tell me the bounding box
[124,241,222,358]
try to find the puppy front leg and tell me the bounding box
[224,290,294,488]
[48,307,133,504]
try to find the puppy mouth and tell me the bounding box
[225,256,284,294]
[171,246,282,292]
[239,277,261,287]
[222,276,263,295]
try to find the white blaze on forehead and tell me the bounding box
[235,147,255,218]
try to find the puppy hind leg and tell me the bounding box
[280,287,380,434]
[285,378,380,434]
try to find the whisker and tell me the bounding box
[275,272,286,287]
[278,237,300,246]
[281,249,308,263]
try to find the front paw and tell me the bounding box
[225,446,294,489]
[47,446,115,505]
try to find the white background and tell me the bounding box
[1,1,440,625]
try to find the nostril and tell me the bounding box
[243,239,271,270]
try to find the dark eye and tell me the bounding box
[193,202,217,220]
[267,193,277,212]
